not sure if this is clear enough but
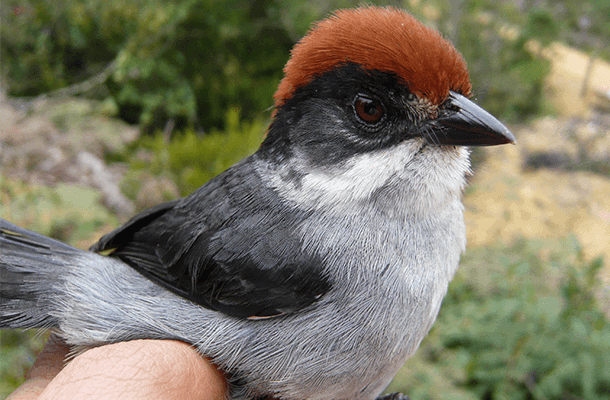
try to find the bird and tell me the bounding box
[0,6,515,400]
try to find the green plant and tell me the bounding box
[0,175,118,243]
[0,330,47,399]
[120,107,266,199]
[8,0,602,131]
[433,0,555,122]
[0,175,119,398]
[1,0,340,131]
[387,236,610,399]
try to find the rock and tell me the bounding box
[76,151,135,218]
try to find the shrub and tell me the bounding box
[119,107,266,199]
[387,236,610,400]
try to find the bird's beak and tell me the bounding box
[428,91,516,146]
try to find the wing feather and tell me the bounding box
[92,158,330,318]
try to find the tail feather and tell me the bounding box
[0,219,83,329]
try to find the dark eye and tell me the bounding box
[354,95,384,124]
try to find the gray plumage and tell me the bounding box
[0,142,467,399]
[0,6,515,400]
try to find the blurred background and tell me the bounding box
[1,0,610,398]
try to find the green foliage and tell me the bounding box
[2,0,125,95]
[552,0,610,60]
[106,0,292,130]
[0,175,119,397]
[387,236,610,400]
[431,0,555,122]
[120,107,266,198]
[0,331,47,399]
[0,0,343,132]
[7,0,605,130]
[0,175,118,243]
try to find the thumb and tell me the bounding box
[38,339,226,400]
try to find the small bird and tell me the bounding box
[0,6,515,400]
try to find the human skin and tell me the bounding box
[7,335,227,400]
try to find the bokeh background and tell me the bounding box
[1,0,610,398]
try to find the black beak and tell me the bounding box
[428,91,516,146]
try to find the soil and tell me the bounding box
[464,43,610,285]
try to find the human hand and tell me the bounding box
[7,335,227,400]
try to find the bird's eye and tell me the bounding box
[353,95,384,124]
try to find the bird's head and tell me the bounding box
[257,6,515,213]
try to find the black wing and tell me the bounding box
[91,158,330,318]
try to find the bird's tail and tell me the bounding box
[0,219,83,329]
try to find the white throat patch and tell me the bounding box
[257,140,470,216]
